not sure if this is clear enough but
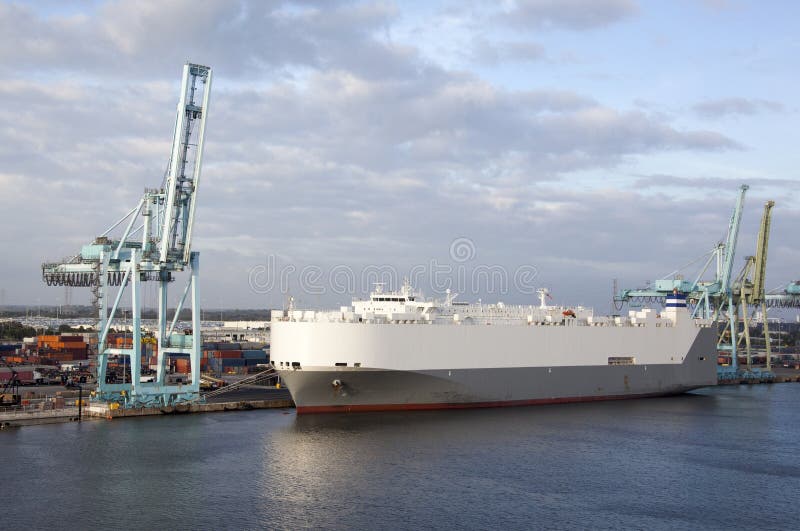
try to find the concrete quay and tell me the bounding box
[0,406,83,427]
[1,397,293,428]
[86,398,293,419]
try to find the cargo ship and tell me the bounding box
[272,283,717,413]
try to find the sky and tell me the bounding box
[0,0,798,311]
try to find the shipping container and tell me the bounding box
[47,353,75,361]
[169,334,193,348]
[209,357,246,368]
[239,341,266,350]
[219,343,241,351]
[0,370,34,384]
[174,359,192,373]
[214,351,242,359]
[242,350,267,359]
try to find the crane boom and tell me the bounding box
[159,64,212,265]
[751,200,774,303]
[719,184,748,293]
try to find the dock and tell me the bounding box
[717,366,800,385]
[85,398,293,419]
[0,406,83,427]
[1,387,294,428]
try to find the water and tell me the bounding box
[2,385,799,530]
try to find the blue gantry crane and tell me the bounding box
[765,282,800,306]
[714,185,749,379]
[42,63,212,407]
[616,184,800,381]
[615,185,748,317]
[615,185,749,379]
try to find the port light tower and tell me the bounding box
[41,63,212,407]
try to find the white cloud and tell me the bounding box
[470,38,546,65]
[499,0,638,31]
[693,97,785,118]
[0,0,794,310]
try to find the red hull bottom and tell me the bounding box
[295,391,680,414]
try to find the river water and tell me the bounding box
[2,384,799,530]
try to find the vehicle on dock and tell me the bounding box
[0,361,21,406]
[200,374,226,391]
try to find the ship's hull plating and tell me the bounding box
[277,328,717,414]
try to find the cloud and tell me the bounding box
[1,68,740,244]
[499,0,638,31]
[634,174,795,190]
[0,1,405,79]
[2,0,786,311]
[692,97,785,118]
[470,38,546,65]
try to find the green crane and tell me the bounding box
[731,200,775,373]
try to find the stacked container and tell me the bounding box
[199,342,271,376]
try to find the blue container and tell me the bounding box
[242,350,267,359]
[219,343,241,351]
[245,358,269,366]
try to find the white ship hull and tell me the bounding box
[273,318,718,413]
